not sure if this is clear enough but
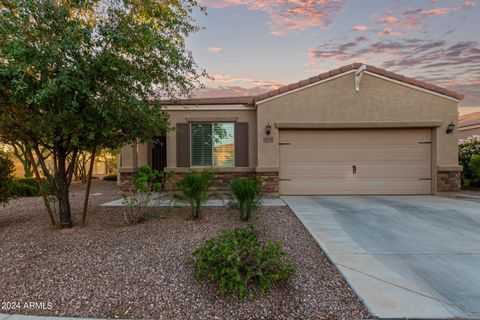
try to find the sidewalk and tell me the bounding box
[101,197,286,207]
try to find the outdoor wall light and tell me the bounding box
[265,122,272,136]
[446,121,455,134]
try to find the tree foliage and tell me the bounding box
[0,152,15,205]
[0,0,204,226]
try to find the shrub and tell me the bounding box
[174,170,213,219]
[191,225,295,299]
[0,152,14,205]
[228,177,262,221]
[103,174,117,181]
[459,135,480,188]
[122,165,170,225]
[8,178,53,198]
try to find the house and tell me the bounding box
[459,111,480,139]
[118,63,464,195]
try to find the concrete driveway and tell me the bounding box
[282,196,480,319]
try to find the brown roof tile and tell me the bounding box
[160,96,254,105]
[254,63,464,101]
[459,111,480,128]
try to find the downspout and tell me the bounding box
[355,64,367,92]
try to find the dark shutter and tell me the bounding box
[235,122,249,167]
[176,123,190,167]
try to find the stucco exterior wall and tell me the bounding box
[256,72,460,172]
[459,125,480,139]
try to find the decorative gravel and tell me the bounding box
[0,181,371,320]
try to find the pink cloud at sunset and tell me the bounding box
[201,0,346,35]
[352,25,368,31]
[207,47,222,53]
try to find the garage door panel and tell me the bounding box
[279,129,432,195]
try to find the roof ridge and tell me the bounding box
[254,63,464,102]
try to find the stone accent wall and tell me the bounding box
[437,171,461,192]
[164,171,279,194]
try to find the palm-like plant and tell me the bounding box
[174,170,213,219]
[228,177,262,221]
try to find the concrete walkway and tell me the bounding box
[283,195,480,319]
[101,196,285,207]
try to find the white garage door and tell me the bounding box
[279,129,432,195]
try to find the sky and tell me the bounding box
[186,0,480,114]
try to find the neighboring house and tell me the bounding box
[459,111,480,139]
[119,63,464,195]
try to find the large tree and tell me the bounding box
[0,0,204,227]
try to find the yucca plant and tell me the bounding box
[174,170,213,219]
[228,176,262,221]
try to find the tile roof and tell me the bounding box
[160,96,254,105]
[459,111,480,128]
[254,63,464,101]
[161,63,464,105]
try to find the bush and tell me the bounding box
[191,225,295,299]
[0,152,14,205]
[8,178,53,198]
[229,177,262,221]
[122,165,170,225]
[459,135,480,188]
[103,174,117,181]
[174,170,213,219]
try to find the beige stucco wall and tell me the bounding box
[459,125,480,139]
[256,72,460,172]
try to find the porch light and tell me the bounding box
[265,123,272,136]
[446,122,455,134]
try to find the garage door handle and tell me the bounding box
[353,165,357,174]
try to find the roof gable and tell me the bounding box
[254,63,464,102]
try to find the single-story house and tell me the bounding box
[118,63,464,195]
[459,111,480,139]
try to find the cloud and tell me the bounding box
[352,25,369,31]
[201,0,346,36]
[192,86,270,98]
[308,37,480,102]
[207,47,222,53]
[206,73,285,89]
[463,0,476,8]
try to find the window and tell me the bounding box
[191,123,234,167]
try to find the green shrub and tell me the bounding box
[122,165,170,225]
[228,177,262,221]
[0,152,14,205]
[191,225,295,299]
[174,170,213,219]
[9,180,40,197]
[103,174,117,181]
[459,136,480,188]
[8,178,53,198]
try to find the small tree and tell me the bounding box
[228,177,263,221]
[0,0,204,227]
[174,170,213,219]
[0,152,15,205]
[122,165,169,224]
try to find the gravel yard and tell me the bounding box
[0,181,370,320]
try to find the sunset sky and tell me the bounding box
[186,0,480,114]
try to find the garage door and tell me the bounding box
[279,129,432,195]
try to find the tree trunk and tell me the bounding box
[81,144,96,227]
[57,152,72,228]
[27,147,56,226]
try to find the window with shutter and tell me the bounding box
[190,122,235,167]
[191,124,212,166]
